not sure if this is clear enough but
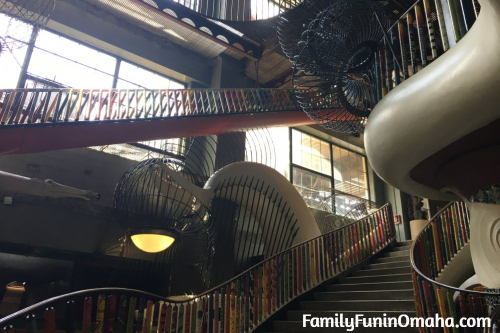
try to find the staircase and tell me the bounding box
[270,241,417,332]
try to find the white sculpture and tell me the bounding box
[157,161,321,246]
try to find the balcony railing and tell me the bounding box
[0,204,395,332]
[0,88,298,126]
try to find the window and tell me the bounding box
[251,0,281,20]
[0,13,32,88]
[0,23,186,90]
[332,146,368,199]
[292,129,331,176]
[28,30,116,88]
[116,61,184,90]
[292,168,332,210]
[290,129,369,212]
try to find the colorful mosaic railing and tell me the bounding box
[0,204,395,332]
[411,202,500,332]
[0,88,299,126]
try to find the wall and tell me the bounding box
[0,148,136,253]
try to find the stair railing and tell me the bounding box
[1,204,395,332]
[0,88,299,127]
[411,202,500,332]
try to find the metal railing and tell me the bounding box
[151,0,300,22]
[374,0,479,99]
[411,202,500,332]
[0,204,395,332]
[0,88,299,126]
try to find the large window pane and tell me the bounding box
[291,129,331,176]
[332,146,368,199]
[28,30,115,88]
[0,13,32,88]
[116,61,184,89]
[292,168,331,210]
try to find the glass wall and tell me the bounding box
[332,145,368,199]
[290,129,370,213]
[0,14,185,90]
[0,13,32,88]
[116,61,184,90]
[28,30,116,88]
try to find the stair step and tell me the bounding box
[301,300,416,311]
[343,273,412,284]
[375,256,410,263]
[367,261,411,269]
[392,245,412,251]
[274,320,417,332]
[354,267,411,277]
[314,289,414,301]
[398,240,413,246]
[287,310,416,321]
[385,250,410,258]
[328,281,414,292]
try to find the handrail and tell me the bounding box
[0,204,396,332]
[184,202,393,301]
[0,88,299,127]
[410,202,500,297]
[0,288,171,324]
[410,201,500,331]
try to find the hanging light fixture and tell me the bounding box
[114,158,212,262]
[129,229,178,253]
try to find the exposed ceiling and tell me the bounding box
[86,0,230,58]
[80,0,421,88]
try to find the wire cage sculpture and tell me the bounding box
[278,0,390,133]
[0,0,56,53]
[113,158,213,266]
[93,130,278,292]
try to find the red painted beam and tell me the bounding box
[0,111,315,155]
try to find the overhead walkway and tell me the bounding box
[0,88,314,155]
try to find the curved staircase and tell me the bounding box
[0,205,398,333]
[268,241,417,332]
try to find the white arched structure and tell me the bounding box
[159,161,321,247]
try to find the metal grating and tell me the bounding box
[84,0,228,59]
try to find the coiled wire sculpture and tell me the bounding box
[278,0,390,133]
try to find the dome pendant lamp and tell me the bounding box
[129,229,178,253]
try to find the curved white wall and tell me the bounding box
[365,0,500,200]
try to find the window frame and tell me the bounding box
[16,26,186,89]
[289,128,371,205]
